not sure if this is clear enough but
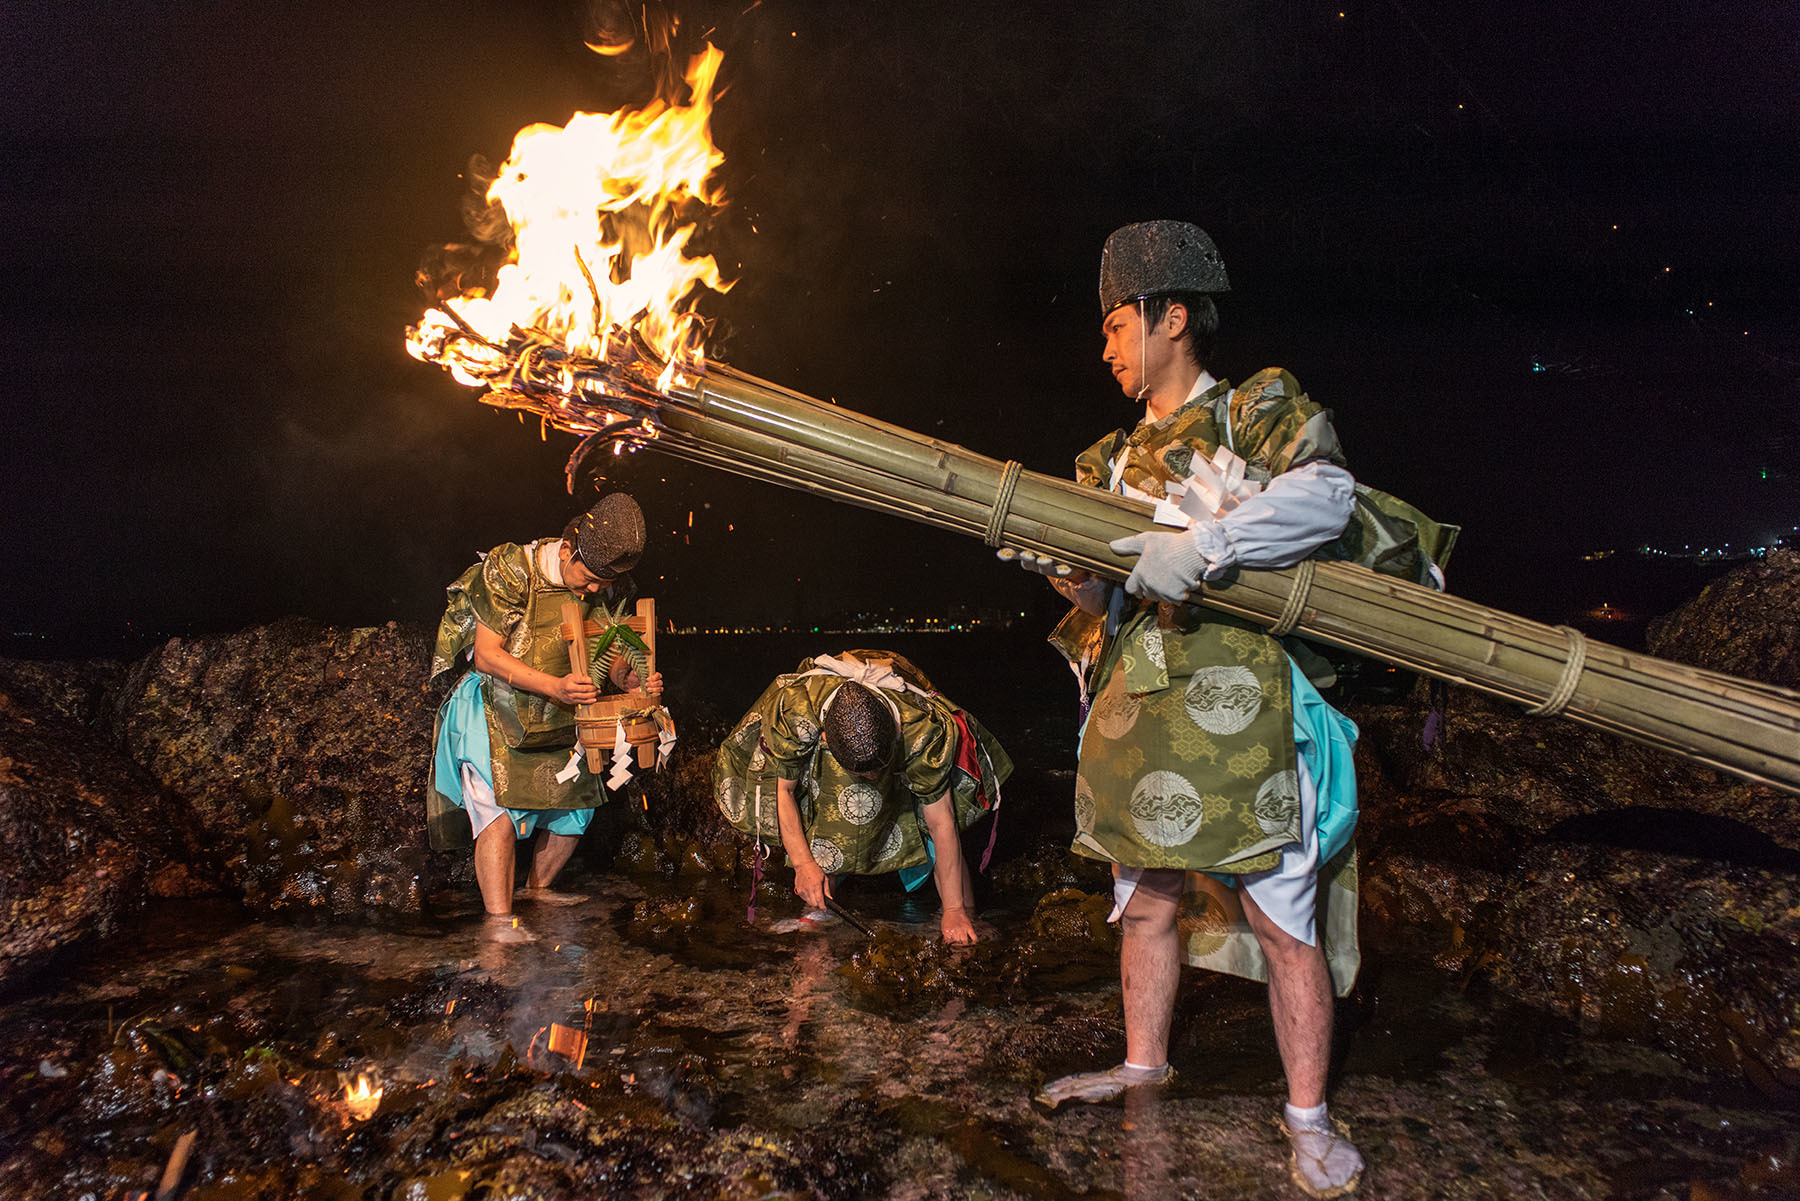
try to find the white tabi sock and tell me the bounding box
[1284,1101,1330,1130]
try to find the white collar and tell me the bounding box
[534,539,568,587]
[1180,369,1220,407]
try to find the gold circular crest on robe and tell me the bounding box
[1253,770,1299,834]
[1073,773,1097,835]
[1141,627,1166,670]
[809,837,845,874]
[1183,665,1263,736]
[1177,888,1231,958]
[532,758,567,794]
[874,821,905,865]
[717,774,746,823]
[1129,770,1207,847]
[1091,672,1144,740]
[837,781,883,826]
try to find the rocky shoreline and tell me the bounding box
[1,553,1796,1197]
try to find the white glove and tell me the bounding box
[1109,527,1208,602]
[998,548,1107,614]
[995,547,1076,578]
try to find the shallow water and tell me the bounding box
[3,862,1796,1201]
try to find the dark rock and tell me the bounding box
[114,618,459,915]
[1352,693,1728,840]
[1026,887,1115,948]
[1342,548,1800,1091]
[988,833,1111,899]
[0,669,210,992]
[1355,797,1519,970]
[1481,841,1800,1093]
[839,929,973,1011]
[0,658,126,730]
[1646,548,1800,690]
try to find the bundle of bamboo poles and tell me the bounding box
[461,331,1800,796]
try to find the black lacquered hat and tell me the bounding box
[822,681,898,774]
[571,492,646,578]
[1098,220,1229,314]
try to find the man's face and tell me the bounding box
[559,545,613,595]
[1102,299,1196,402]
[1101,302,1164,400]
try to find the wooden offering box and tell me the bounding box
[561,598,660,770]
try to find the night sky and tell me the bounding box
[3,1,1796,653]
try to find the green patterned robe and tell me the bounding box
[425,541,633,851]
[1071,369,1360,993]
[712,651,1013,877]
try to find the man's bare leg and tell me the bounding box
[474,818,518,915]
[1036,866,1183,1107]
[1240,886,1361,1197]
[1120,867,1186,1066]
[474,819,536,942]
[519,831,587,904]
[1238,887,1331,1106]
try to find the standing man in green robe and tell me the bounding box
[1019,222,1365,1198]
[713,651,1011,944]
[429,494,662,942]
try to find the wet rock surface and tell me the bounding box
[1646,548,1800,690]
[0,562,1796,1194]
[1345,549,1800,1098]
[115,617,456,915]
[1352,690,1800,1095]
[1485,841,1800,1091]
[0,655,127,729]
[0,662,210,992]
[2,875,1796,1200]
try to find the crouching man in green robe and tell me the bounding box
[713,651,1011,944]
[428,494,662,942]
[1015,223,1364,1198]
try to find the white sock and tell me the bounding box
[1123,1060,1166,1073]
[1285,1101,1330,1132]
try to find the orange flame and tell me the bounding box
[343,1074,383,1121]
[408,44,731,390]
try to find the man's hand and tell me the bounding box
[998,547,1107,614]
[1109,528,1207,602]
[551,672,601,705]
[618,665,664,697]
[792,859,833,909]
[940,907,978,945]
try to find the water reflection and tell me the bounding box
[1120,1083,1174,1200]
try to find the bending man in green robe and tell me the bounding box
[428,494,662,942]
[1014,223,1364,1198]
[713,651,1011,944]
